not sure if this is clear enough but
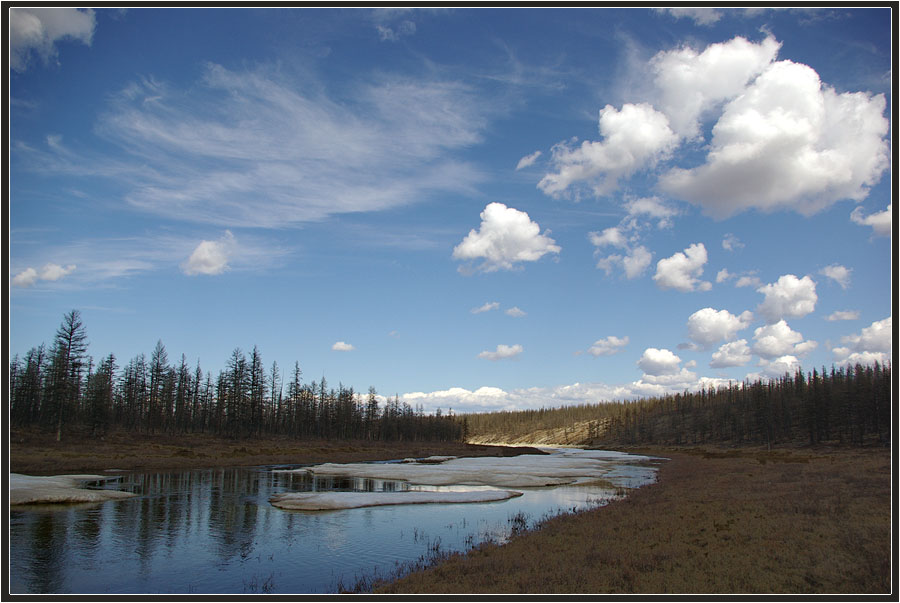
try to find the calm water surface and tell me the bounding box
[9,449,660,594]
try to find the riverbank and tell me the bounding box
[8,430,891,594]
[7,428,542,475]
[378,445,892,595]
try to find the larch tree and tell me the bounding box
[45,310,89,441]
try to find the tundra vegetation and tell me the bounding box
[377,446,890,594]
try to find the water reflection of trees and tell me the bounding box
[11,511,67,593]
[11,466,416,593]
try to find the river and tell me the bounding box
[9,448,661,594]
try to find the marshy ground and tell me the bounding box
[7,429,892,595]
[377,445,891,595]
[7,428,539,474]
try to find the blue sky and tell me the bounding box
[8,7,893,413]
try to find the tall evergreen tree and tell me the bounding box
[148,340,169,434]
[45,310,89,441]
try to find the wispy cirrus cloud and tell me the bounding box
[22,63,490,230]
[653,7,723,26]
[471,301,500,314]
[515,150,542,170]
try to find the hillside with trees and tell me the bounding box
[465,363,891,448]
[9,310,464,443]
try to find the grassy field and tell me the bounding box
[7,427,540,474]
[377,445,892,595]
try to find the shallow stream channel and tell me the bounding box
[9,447,662,594]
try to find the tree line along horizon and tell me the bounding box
[9,310,466,442]
[9,310,893,448]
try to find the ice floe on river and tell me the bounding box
[269,489,523,510]
[10,473,137,505]
[295,448,654,488]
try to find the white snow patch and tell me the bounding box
[269,489,523,511]
[290,449,652,489]
[10,473,137,505]
[401,455,457,464]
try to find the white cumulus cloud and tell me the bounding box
[756,274,817,323]
[12,263,77,287]
[748,354,802,380]
[622,196,679,229]
[596,246,653,280]
[819,264,852,289]
[735,275,762,288]
[637,347,682,376]
[651,35,781,139]
[505,307,527,318]
[538,103,678,198]
[622,246,653,279]
[653,243,712,292]
[825,310,860,322]
[9,7,96,72]
[478,344,523,361]
[851,203,892,237]
[751,320,817,359]
[401,382,639,414]
[722,233,744,252]
[181,231,236,276]
[832,317,892,366]
[589,227,628,249]
[533,36,889,218]
[453,203,560,273]
[710,339,753,368]
[587,335,629,357]
[12,268,39,288]
[659,58,890,218]
[687,307,754,347]
[332,341,356,352]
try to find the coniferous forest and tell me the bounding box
[9,310,892,449]
[465,362,892,448]
[8,310,465,443]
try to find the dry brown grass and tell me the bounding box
[378,445,892,595]
[7,427,541,474]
